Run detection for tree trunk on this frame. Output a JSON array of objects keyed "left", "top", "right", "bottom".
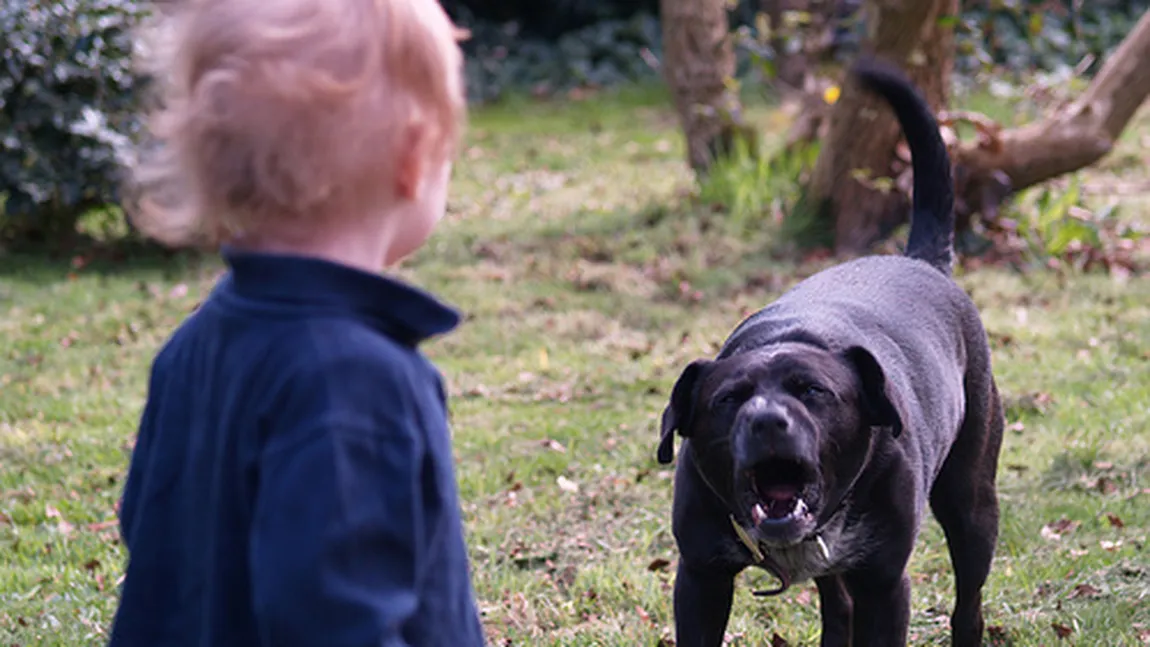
[
  {"left": 764, "top": 0, "right": 812, "bottom": 90},
  {"left": 800, "top": 0, "right": 959, "bottom": 255},
  {"left": 949, "top": 8, "right": 1150, "bottom": 226},
  {"left": 661, "top": 0, "right": 740, "bottom": 175}
]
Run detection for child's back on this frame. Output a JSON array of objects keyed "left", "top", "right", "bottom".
[
  {"left": 109, "top": 1, "right": 485, "bottom": 645},
  {"left": 110, "top": 251, "right": 483, "bottom": 645}
]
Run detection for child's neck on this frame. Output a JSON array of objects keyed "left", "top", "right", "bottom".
[{"left": 230, "top": 218, "right": 399, "bottom": 275}]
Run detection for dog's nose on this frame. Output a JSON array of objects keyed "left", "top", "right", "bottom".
[
  {"left": 734, "top": 397, "right": 811, "bottom": 467},
  {"left": 752, "top": 409, "right": 789, "bottom": 436}
]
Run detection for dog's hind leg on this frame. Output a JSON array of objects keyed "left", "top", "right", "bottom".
[{"left": 930, "top": 372, "right": 1005, "bottom": 647}]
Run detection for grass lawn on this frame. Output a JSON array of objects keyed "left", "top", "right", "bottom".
[{"left": 1, "top": 84, "right": 1148, "bottom": 646}]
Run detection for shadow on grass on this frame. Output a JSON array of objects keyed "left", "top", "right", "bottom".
[{"left": 0, "top": 235, "right": 207, "bottom": 286}]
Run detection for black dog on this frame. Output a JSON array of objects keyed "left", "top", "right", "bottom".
[{"left": 657, "top": 60, "right": 1004, "bottom": 647}]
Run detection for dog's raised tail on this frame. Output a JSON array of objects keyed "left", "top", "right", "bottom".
[{"left": 852, "top": 59, "right": 955, "bottom": 275}]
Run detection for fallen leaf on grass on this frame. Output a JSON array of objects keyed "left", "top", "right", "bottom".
[
  {"left": 1104, "top": 513, "right": 1125, "bottom": 528},
  {"left": 83, "top": 559, "right": 101, "bottom": 571},
  {"left": 1096, "top": 476, "right": 1119, "bottom": 495},
  {"left": 647, "top": 558, "right": 671, "bottom": 572},
  {"left": 1041, "top": 518, "right": 1081, "bottom": 541},
  {"left": 87, "top": 520, "right": 117, "bottom": 532},
  {"left": 557, "top": 476, "right": 579, "bottom": 493},
  {"left": 540, "top": 439, "right": 566, "bottom": 453},
  {"left": 635, "top": 605, "right": 654, "bottom": 626},
  {"left": 770, "top": 634, "right": 792, "bottom": 647},
  {"left": 1069, "top": 583, "right": 1102, "bottom": 599},
  {"left": 0, "top": 511, "right": 10, "bottom": 525},
  {"left": 1100, "top": 539, "right": 1123, "bottom": 551},
  {"left": 987, "top": 624, "right": 1009, "bottom": 643},
  {"left": 1051, "top": 621, "right": 1074, "bottom": 639}
]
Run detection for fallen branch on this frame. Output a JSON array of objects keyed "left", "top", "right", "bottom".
[{"left": 951, "top": 9, "right": 1150, "bottom": 222}]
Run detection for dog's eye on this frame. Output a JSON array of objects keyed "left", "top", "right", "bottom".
[
  {"left": 803, "top": 384, "right": 828, "bottom": 399},
  {"left": 715, "top": 391, "right": 739, "bottom": 406},
  {"left": 788, "top": 378, "right": 827, "bottom": 400},
  {"left": 713, "top": 386, "right": 747, "bottom": 408}
]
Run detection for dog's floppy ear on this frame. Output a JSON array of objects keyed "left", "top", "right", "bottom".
[
  {"left": 844, "top": 346, "right": 906, "bottom": 437},
  {"left": 657, "top": 359, "right": 712, "bottom": 464}
]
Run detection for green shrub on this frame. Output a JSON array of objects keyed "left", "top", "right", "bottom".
[
  {"left": 0, "top": 0, "right": 150, "bottom": 245},
  {"left": 461, "top": 13, "right": 663, "bottom": 104},
  {"left": 955, "top": 0, "right": 1150, "bottom": 75}
]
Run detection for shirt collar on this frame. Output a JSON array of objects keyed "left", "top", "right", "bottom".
[{"left": 220, "top": 247, "right": 460, "bottom": 345}]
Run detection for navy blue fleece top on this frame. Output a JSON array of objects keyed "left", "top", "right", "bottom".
[{"left": 108, "top": 249, "right": 486, "bottom": 647}]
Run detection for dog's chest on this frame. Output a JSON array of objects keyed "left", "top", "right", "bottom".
[{"left": 757, "top": 520, "right": 872, "bottom": 584}]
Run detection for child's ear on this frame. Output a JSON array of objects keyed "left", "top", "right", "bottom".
[{"left": 394, "top": 126, "right": 430, "bottom": 201}]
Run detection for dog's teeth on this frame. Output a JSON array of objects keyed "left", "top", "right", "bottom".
[
  {"left": 794, "top": 498, "right": 808, "bottom": 517},
  {"left": 752, "top": 503, "right": 767, "bottom": 525},
  {"left": 816, "top": 535, "right": 831, "bottom": 561}
]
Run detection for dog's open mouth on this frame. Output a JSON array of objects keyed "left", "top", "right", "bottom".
[{"left": 746, "top": 458, "right": 817, "bottom": 526}]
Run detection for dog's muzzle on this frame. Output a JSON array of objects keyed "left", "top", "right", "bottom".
[{"left": 733, "top": 398, "right": 820, "bottom": 544}]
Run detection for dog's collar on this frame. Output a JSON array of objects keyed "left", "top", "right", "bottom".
[{"left": 690, "top": 432, "right": 877, "bottom": 597}]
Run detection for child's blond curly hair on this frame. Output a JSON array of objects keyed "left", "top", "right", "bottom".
[{"left": 128, "top": 0, "right": 468, "bottom": 248}]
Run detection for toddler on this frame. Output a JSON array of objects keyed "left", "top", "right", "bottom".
[{"left": 108, "top": 1, "right": 486, "bottom": 645}]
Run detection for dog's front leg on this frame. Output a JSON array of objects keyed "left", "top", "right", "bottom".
[
  {"left": 843, "top": 571, "right": 911, "bottom": 647},
  {"left": 816, "top": 574, "right": 853, "bottom": 647},
  {"left": 673, "top": 560, "right": 736, "bottom": 647}
]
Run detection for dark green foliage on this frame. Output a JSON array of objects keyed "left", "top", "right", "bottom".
[
  {"left": 0, "top": 0, "right": 150, "bottom": 244},
  {"left": 461, "top": 13, "right": 663, "bottom": 104},
  {"left": 441, "top": 0, "right": 659, "bottom": 39},
  {"left": 955, "top": 0, "right": 1150, "bottom": 74}
]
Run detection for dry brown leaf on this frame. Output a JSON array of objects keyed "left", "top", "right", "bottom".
[
  {"left": 647, "top": 558, "right": 671, "bottom": 572},
  {"left": 1051, "top": 622, "right": 1074, "bottom": 639},
  {"left": 987, "top": 624, "right": 1008, "bottom": 641},
  {"left": 1096, "top": 477, "right": 1119, "bottom": 495},
  {"left": 1041, "top": 518, "right": 1081, "bottom": 541},
  {"left": 1069, "top": 583, "right": 1101, "bottom": 599},
  {"left": 1105, "top": 513, "right": 1125, "bottom": 528}
]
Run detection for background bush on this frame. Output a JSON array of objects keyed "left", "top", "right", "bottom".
[
  {"left": 1, "top": 0, "right": 1147, "bottom": 247},
  {"left": 0, "top": 0, "right": 149, "bottom": 245}
]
